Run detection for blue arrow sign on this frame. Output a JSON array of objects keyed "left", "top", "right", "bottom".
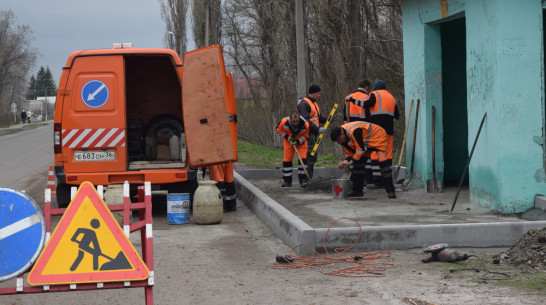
[
  {"left": 0, "top": 187, "right": 46, "bottom": 281},
  {"left": 81, "top": 80, "right": 109, "bottom": 108}
]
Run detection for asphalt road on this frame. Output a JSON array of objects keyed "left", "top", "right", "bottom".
[{"left": 0, "top": 124, "right": 53, "bottom": 201}]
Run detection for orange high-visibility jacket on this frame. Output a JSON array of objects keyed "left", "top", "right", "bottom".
[
  {"left": 368, "top": 90, "right": 396, "bottom": 117},
  {"left": 345, "top": 90, "right": 369, "bottom": 122},
  {"left": 340, "top": 121, "right": 388, "bottom": 162},
  {"left": 276, "top": 116, "right": 310, "bottom": 144},
  {"left": 297, "top": 97, "right": 321, "bottom": 127}
]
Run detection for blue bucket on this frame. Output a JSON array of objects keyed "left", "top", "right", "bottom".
[{"left": 167, "top": 193, "right": 190, "bottom": 224}]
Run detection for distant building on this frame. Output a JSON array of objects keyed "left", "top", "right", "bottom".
[
  {"left": 24, "top": 96, "right": 56, "bottom": 120},
  {"left": 401, "top": 0, "right": 544, "bottom": 213}
]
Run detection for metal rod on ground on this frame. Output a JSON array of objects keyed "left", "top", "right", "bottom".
[
  {"left": 310, "top": 103, "right": 338, "bottom": 156},
  {"left": 394, "top": 99, "right": 414, "bottom": 182},
  {"left": 293, "top": 143, "right": 311, "bottom": 180},
  {"left": 450, "top": 112, "right": 487, "bottom": 212}
]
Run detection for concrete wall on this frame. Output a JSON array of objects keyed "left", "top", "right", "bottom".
[{"left": 402, "top": 0, "right": 545, "bottom": 212}]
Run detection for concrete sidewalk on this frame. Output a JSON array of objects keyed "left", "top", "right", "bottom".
[{"left": 235, "top": 168, "right": 546, "bottom": 256}]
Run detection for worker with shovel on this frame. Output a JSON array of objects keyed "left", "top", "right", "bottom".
[
  {"left": 276, "top": 111, "right": 310, "bottom": 188},
  {"left": 330, "top": 122, "right": 397, "bottom": 198}
]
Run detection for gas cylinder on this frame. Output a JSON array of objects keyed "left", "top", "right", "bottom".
[{"left": 192, "top": 180, "right": 223, "bottom": 224}]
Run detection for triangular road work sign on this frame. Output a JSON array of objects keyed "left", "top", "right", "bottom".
[{"left": 28, "top": 182, "right": 149, "bottom": 285}]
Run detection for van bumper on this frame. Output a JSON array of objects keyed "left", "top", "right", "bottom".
[{"left": 53, "top": 166, "right": 197, "bottom": 186}]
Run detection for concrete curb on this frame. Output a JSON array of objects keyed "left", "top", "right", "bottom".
[{"left": 235, "top": 169, "right": 546, "bottom": 255}]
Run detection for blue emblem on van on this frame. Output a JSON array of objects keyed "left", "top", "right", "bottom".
[{"left": 81, "top": 80, "right": 109, "bottom": 108}]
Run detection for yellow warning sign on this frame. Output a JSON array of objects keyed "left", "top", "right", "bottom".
[{"left": 28, "top": 182, "right": 149, "bottom": 285}]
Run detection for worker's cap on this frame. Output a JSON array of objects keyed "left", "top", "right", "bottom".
[
  {"left": 308, "top": 84, "right": 321, "bottom": 94},
  {"left": 330, "top": 127, "right": 342, "bottom": 141},
  {"left": 373, "top": 80, "right": 386, "bottom": 90}
]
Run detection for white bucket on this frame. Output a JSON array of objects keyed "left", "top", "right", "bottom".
[
  {"left": 167, "top": 193, "right": 190, "bottom": 224},
  {"left": 332, "top": 178, "right": 350, "bottom": 198}
]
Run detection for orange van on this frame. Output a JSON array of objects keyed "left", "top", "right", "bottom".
[{"left": 53, "top": 44, "right": 237, "bottom": 207}]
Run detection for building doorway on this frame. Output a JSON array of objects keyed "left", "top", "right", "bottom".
[{"left": 441, "top": 17, "right": 468, "bottom": 185}]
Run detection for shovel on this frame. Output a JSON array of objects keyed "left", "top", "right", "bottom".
[
  {"left": 394, "top": 99, "right": 414, "bottom": 183},
  {"left": 402, "top": 99, "right": 420, "bottom": 190},
  {"left": 292, "top": 143, "right": 311, "bottom": 180},
  {"left": 426, "top": 106, "right": 442, "bottom": 192}
]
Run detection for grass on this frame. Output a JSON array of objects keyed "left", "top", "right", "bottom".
[{"left": 237, "top": 140, "right": 338, "bottom": 169}]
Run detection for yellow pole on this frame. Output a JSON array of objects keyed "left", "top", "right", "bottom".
[{"left": 310, "top": 103, "right": 338, "bottom": 156}]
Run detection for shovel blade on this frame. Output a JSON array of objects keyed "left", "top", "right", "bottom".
[{"left": 426, "top": 179, "right": 443, "bottom": 193}]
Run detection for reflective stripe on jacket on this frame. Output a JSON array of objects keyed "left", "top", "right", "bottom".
[
  {"left": 369, "top": 90, "right": 396, "bottom": 116},
  {"left": 340, "top": 121, "right": 388, "bottom": 161},
  {"left": 276, "top": 116, "right": 310, "bottom": 144},
  {"left": 297, "top": 97, "right": 320, "bottom": 127}
]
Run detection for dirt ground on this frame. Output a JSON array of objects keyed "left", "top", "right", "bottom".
[{"left": 1, "top": 164, "right": 545, "bottom": 304}]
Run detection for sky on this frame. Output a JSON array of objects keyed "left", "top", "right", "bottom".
[{"left": 3, "top": 0, "right": 183, "bottom": 87}]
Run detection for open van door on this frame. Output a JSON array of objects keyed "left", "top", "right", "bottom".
[{"left": 182, "top": 45, "right": 237, "bottom": 168}]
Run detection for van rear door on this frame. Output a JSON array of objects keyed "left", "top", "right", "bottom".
[
  {"left": 182, "top": 45, "right": 237, "bottom": 168},
  {"left": 61, "top": 55, "right": 127, "bottom": 173}
]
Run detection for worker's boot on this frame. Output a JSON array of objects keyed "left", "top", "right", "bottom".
[
  {"left": 348, "top": 176, "right": 365, "bottom": 197},
  {"left": 224, "top": 181, "right": 237, "bottom": 212},
  {"left": 379, "top": 160, "right": 396, "bottom": 198},
  {"left": 282, "top": 161, "right": 293, "bottom": 187}
]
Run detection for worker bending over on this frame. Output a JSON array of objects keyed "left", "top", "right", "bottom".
[
  {"left": 330, "top": 122, "right": 396, "bottom": 199},
  {"left": 350, "top": 80, "right": 399, "bottom": 189},
  {"left": 276, "top": 111, "right": 310, "bottom": 188}
]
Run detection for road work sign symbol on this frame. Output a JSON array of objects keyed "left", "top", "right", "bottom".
[
  {"left": 28, "top": 182, "right": 149, "bottom": 285},
  {"left": 81, "top": 80, "right": 109, "bottom": 108}
]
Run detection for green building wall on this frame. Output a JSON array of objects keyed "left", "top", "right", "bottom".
[{"left": 401, "top": 0, "right": 545, "bottom": 212}]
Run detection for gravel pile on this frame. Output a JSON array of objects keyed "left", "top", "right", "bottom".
[{"left": 495, "top": 227, "right": 546, "bottom": 272}]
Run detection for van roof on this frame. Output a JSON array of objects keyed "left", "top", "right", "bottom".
[{"left": 63, "top": 48, "right": 182, "bottom": 68}]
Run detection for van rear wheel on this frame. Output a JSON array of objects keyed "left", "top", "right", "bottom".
[{"left": 56, "top": 183, "right": 72, "bottom": 208}]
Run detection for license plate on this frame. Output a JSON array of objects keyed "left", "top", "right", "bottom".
[{"left": 74, "top": 151, "right": 116, "bottom": 162}]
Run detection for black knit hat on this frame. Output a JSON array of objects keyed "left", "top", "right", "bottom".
[
  {"left": 330, "top": 127, "right": 342, "bottom": 141},
  {"left": 308, "top": 84, "right": 321, "bottom": 94}
]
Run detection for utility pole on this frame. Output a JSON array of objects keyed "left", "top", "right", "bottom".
[{"left": 295, "top": 0, "right": 307, "bottom": 97}]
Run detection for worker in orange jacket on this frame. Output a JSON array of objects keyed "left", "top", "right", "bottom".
[
  {"left": 209, "top": 162, "right": 237, "bottom": 212},
  {"left": 343, "top": 79, "right": 374, "bottom": 188},
  {"left": 297, "top": 84, "right": 327, "bottom": 179},
  {"left": 351, "top": 80, "right": 399, "bottom": 189},
  {"left": 330, "top": 122, "right": 396, "bottom": 198},
  {"left": 276, "top": 111, "right": 310, "bottom": 188},
  {"left": 344, "top": 80, "right": 372, "bottom": 123}
]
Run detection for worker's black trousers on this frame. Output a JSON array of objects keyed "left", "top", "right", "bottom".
[
  {"left": 282, "top": 160, "right": 307, "bottom": 185},
  {"left": 379, "top": 160, "right": 396, "bottom": 194},
  {"left": 350, "top": 158, "right": 367, "bottom": 193},
  {"left": 216, "top": 181, "right": 237, "bottom": 212}
]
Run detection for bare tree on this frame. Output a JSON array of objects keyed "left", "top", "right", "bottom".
[
  {"left": 192, "top": 0, "right": 221, "bottom": 48},
  {"left": 199, "top": 0, "right": 403, "bottom": 157},
  {"left": 160, "top": 0, "right": 188, "bottom": 55},
  {"left": 0, "top": 10, "right": 38, "bottom": 126},
  {"left": 222, "top": 0, "right": 296, "bottom": 146}
]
